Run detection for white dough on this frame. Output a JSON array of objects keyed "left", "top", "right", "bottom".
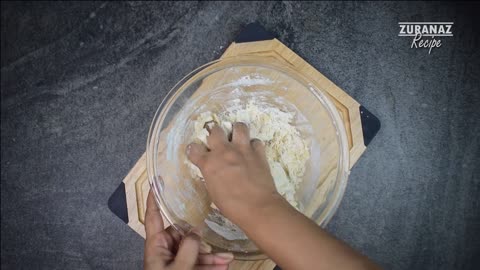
[{"left": 186, "top": 101, "right": 310, "bottom": 210}]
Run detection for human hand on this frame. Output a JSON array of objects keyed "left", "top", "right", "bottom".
[
  {"left": 144, "top": 190, "right": 234, "bottom": 270},
  {"left": 186, "top": 122, "right": 284, "bottom": 227},
  {"left": 185, "top": 124, "right": 381, "bottom": 270}
]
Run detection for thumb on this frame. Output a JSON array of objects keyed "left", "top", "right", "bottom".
[{"left": 173, "top": 232, "right": 201, "bottom": 269}]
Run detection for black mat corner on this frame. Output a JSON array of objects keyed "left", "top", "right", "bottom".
[{"left": 108, "top": 182, "right": 129, "bottom": 224}]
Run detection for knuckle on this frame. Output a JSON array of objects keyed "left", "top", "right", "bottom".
[
  {"left": 202, "top": 161, "right": 218, "bottom": 175},
  {"left": 212, "top": 125, "right": 226, "bottom": 136},
  {"left": 146, "top": 232, "right": 166, "bottom": 247},
  {"left": 251, "top": 138, "right": 264, "bottom": 148},
  {"left": 224, "top": 150, "right": 241, "bottom": 162}
]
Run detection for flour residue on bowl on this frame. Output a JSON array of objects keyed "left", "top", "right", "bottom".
[
  {"left": 224, "top": 74, "right": 274, "bottom": 88},
  {"left": 205, "top": 210, "right": 248, "bottom": 241}
]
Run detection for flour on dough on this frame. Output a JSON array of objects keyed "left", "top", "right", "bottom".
[{"left": 186, "top": 101, "right": 310, "bottom": 210}]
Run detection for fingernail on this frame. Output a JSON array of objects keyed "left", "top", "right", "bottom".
[
  {"left": 203, "top": 120, "right": 216, "bottom": 132},
  {"left": 215, "top": 252, "right": 234, "bottom": 261}
]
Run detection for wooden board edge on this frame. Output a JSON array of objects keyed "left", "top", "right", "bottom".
[{"left": 124, "top": 152, "right": 147, "bottom": 238}]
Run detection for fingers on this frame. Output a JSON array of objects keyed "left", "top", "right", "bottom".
[
  {"left": 145, "top": 192, "right": 182, "bottom": 268},
  {"left": 164, "top": 226, "right": 182, "bottom": 243},
  {"left": 146, "top": 191, "right": 232, "bottom": 269},
  {"left": 162, "top": 226, "right": 182, "bottom": 253},
  {"left": 207, "top": 125, "right": 228, "bottom": 150},
  {"left": 187, "top": 143, "right": 208, "bottom": 168},
  {"left": 190, "top": 226, "right": 212, "bottom": 254},
  {"left": 251, "top": 138, "right": 266, "bottom": 157},
  {"left": 144, "top": 232, "right": 174, "bottom": 262},
  {"left": 231, "top": 122, "right": 250, "bottom": 145},
  {"left": 199, "top": 240, "right": 212, "bottom": 254},
  {"left": 197, "top": 253, "right": 234, "bottom": 265},
  {"left": 173, "top": 233, "right": 201, "bottom": 269},
  {"left": 145, "top": 190, "right": 165, "bottom": 239}
]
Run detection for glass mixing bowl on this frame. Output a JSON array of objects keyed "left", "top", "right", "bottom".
[{"left": 146, "top": 56, "right": 350, "bottom": 260}]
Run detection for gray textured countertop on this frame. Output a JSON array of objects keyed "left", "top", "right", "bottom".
[{"left": 1, "top": 2, "right": 479, "bottom": 269}]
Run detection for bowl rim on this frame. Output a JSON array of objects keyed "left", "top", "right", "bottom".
[{"left": 146, "top": 55, "right": 350, "bottom": 260}]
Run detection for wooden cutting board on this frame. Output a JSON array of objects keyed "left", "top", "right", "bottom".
[{"left": 108, "top": 24, "right": 380, "bottom": 270}]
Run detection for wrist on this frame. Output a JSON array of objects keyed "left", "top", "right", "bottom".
[{"left": 235, "top": 192, "right": 293, "bottom": 231}]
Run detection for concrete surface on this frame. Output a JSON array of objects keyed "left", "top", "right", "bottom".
[{"left": 1, "top": 1, "right": 479, "bottom": 269}]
